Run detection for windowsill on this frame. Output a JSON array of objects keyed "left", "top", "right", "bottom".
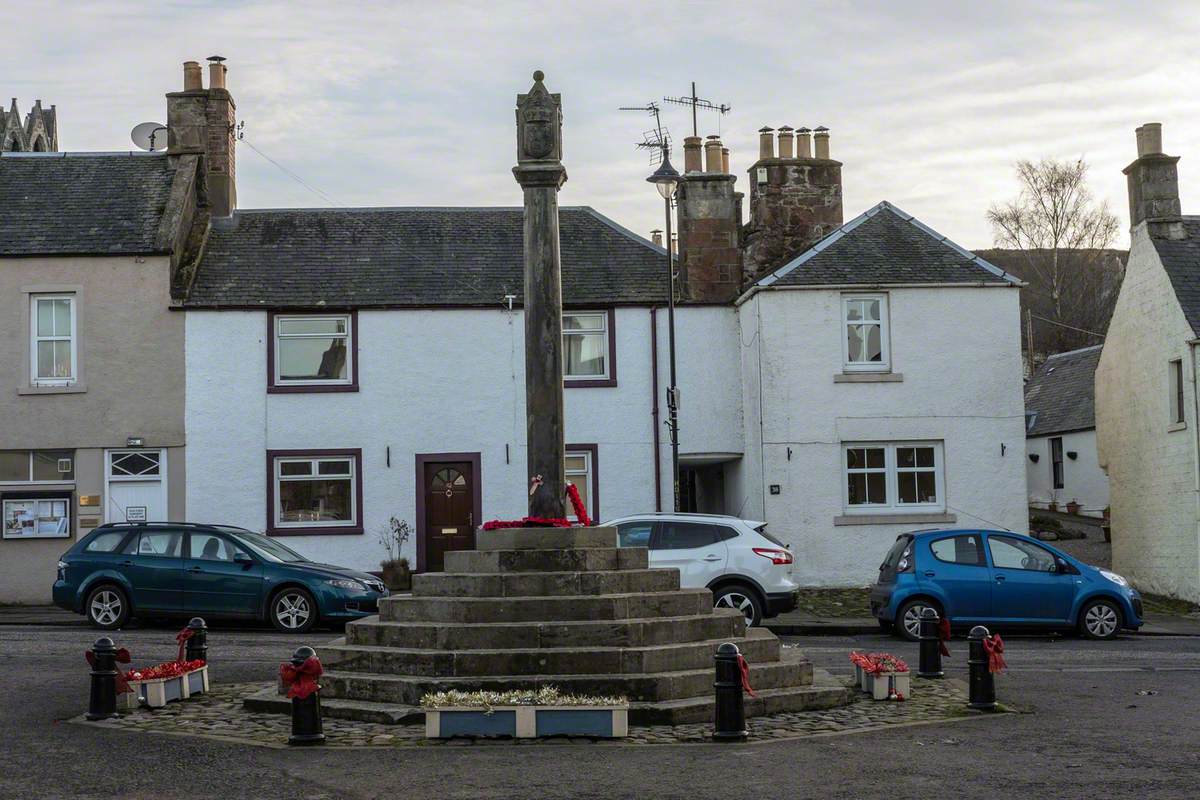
[
  {"left": 833, "top": 512, "right": 956, "bottom": 526},
  {"left": 1168, "top": 421, "right": 1188, "bottom": 432},
  {"left": 267, "top": 525, "right": 364, "bottom": 537},
  {"left": 834, "top": 372, "right": 902, "bottom": 383},
  {"left": 268, "top": 383, "right": 359, "bottom": 394},
  {"left": 565, "top": 378, "right": 617, "bottom": 388},
  {"left": 18, "top": 383, "right": 87, "bottom": 395}
]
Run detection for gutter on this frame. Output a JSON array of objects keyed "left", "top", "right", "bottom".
[
  {"left": 734, "top": 280, "right": 1020, "bottom": 307},
  {"left": 650, "top": 307, "right": 662, "bottom": 512}
]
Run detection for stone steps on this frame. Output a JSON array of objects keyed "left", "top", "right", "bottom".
[
  {"left": 476, "top": 527, "right": 616, "bottom": 550},
  {"left": 378, "top": 588, "right": 713, "bottom": 623},
  {"left": 321, "top": 628, "right": 781, "bottom": 677},
  {"left": 412, "top": 568, "right": 680, "bottom": 598},
  {"left": 445, "top": 546, "right": 647, "bottom": 574},
  {"left": 322, "top": 654, "right": 810, "bottom": 705},
  {"left": 629, "top": 667, "right": 856, "bottom": 725},
  {"left": 346, "top": 608, "right": 747, "bottom": 650}
]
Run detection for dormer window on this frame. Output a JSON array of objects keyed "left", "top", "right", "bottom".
[
  {"left": 268, "top": 311, "right": 358, "bottom": 393},
  {"left": 842, "top": 294, "right": 890, "bottom": 372}
]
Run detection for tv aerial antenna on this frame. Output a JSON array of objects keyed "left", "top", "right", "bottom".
[
  {"left": 618, "top": 101, "right": 672, "bottom": 166},
  {"left": 130, "top": 122, "right": 168, "bottom": 152},
  {"left": 662, "top": 82, "right": 731, "bottom": 137}
]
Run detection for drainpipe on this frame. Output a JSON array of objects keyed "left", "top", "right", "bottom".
[
  {"left": 1189, "top": 341, "right": 1200, "bottom": 581},
  {"left": 650, "top": 308, "right": 663, "bottom": 511}
]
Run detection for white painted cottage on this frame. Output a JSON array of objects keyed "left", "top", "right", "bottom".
[{"left": 1096, "top": 123, "right": 1200, "bottom": 602}]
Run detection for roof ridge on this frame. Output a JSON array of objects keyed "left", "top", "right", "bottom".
[{"left": 1044, "top": 344, "right": 1104, "bottom": 359}]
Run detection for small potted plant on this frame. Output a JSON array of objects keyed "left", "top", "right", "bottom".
[
  {"left": 1066, "top": 499, "right": 1082, "bottom": 516},
  {"left": 863, "top": 653, "right": 910, "bottom": 700},
  {"left": 378, "top": 516, "right": 413, "bottom": 591}
]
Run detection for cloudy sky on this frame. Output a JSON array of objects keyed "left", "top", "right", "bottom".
[{"left": 6, "top": 1, "right": 1199, "bottom": 249}]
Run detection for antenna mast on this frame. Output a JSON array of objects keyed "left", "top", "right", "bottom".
[{"left": 662, "top": 82, "right": 731, "bottom": 137}]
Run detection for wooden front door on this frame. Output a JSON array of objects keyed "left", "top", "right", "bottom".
[{"left": 423, "top": 461, "right": 476, "bottom": 572}]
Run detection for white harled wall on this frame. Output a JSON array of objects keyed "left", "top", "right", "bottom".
[{"left": 1026, "top": 430, "right": 1109, "bottom": 518}]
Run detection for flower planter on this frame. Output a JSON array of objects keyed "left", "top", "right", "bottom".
[
  {"left": 128, "top": 665, "right": 209, "bottom": 709},
  {"left": 425, "top": 705, "right": 628, "bottom": 739},
  {"left": 870, "top": 671, "right": 911, "bottom": 701}
]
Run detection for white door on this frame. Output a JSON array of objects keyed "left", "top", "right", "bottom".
[{"left": 105, "top": 449, "right": 168, "bottom": 523}]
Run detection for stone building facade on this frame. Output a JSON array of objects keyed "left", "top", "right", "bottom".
[{"left": 2, "top": 99, "right": 57, "bottom": 152}]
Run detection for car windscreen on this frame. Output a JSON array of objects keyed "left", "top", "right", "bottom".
[
  {"left": 753, "top": 524, "right": 787, "bottom": 547},
  {"left": 227, "top": 530, "right": 307, "bottom": 563}
]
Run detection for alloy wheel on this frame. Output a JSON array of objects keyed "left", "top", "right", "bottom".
[
  {"left": 1085, "top": 603, "right": 1119, "bottom": 638},
  {"left": 715, "top": 591, "right": 756, "bottom": 626},
  {"left": 902, "top": 603, "right": 930, "bottom": 639},
  {"left": 90, "top": 590, "right": 122, "bottom": 626},
  {"left": 275, "top": 592, "right": 311, "bottom": 630}
]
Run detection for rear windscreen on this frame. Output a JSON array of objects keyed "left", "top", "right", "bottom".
[
  {"left": 754, "top": 524, "right": 787, "bottom": 547},
  {"left": 881, "top": 535, "right": 912, "bottom": 573}
]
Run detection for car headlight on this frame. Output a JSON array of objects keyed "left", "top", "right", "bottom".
[
  {"left": 326, "top": 578, "right": 366, "bottom": 591},
  {"left": 57, "top": 560, "right": 68, "bottom": 570},
  {"left": 1099, "top": 569, "right": 1129, "bottom": 588}
]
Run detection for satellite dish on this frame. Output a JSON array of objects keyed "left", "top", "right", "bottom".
[{"left": 131, "top": 122, "right": 168, "bottom": 152}]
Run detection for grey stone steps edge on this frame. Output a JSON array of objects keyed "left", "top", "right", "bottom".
[
  {"left": 345, "top": 608, "right": 747, "bottom": 650},
  {"left": 411, "top": 568, "right": 681, "bottom": 598},
  {"left": 378, "top": 588, "right": 714, "bottom": 623},
  {"left": 320, "top": 629, "right": 781, "bottom": 677},
  {"left": 242, "top": 686, "right": 422, "bottom": 725},
  {"left": 444, "top": 546, "right": 648, "bottom": 574},
  {"left": 321, "top": 656, "right": 811, "bottom": 704}
]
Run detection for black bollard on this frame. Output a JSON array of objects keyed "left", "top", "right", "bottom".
[
  {"left": 287, "top": 646, "right": 325, "bottom": 746},
  {"left": 712, "top": 642, "right": 747, "bottom": 741},
  {"left": 86, "top": 637, "right": 120, "bottom": 720},
  {"left": 917, "top": 608, "right": 945, "bottom": 678},
  {"left": 967, "top": 625, "right": 997, "bottom": 711},
  {"left": 185, "top": 617, "right": 208, "bottom": 662}
]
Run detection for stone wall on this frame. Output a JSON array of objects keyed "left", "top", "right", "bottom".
[{"left": 743, "top": 158, "right": 842, "bottom": 281}]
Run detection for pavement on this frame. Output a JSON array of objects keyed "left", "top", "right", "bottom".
[{"left": 4, "top": 621, "right": 1200, "bottom": 799}]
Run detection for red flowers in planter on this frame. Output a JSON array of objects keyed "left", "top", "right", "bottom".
[
  {"left": 126, "top": 659, "right": 206, "bottom": 682},
  {"left": 848, "top": 651, "right": 909, "bottom": 675}
]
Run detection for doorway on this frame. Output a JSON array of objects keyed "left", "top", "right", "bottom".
[
  {"left": 104, "top": 449, "right": 168, "bottom": 523},
  {"left": 416, "top": 453, "right": 481, "bottom": 572}
]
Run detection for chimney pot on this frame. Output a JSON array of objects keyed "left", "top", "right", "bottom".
[
  {"left": 777, "top": 125, "right": 794, "bottom": 159},
  {"left": 183, "top": 61, "right": 203, "bottom": 91},
  {"left": 208, "top": 56, "right": 227, "bottom": 90},
  {"left": 796, "top": 127, "right": 812, "bottom": 158},
  {"left": 651, "top": 229, "right": 664, "bottom": 247},
  {"left": 758, "top": 126, "right": 775, "bottom": 159},
  {"left": 705, "top": 136, "right": 724, "bottom": 173},
  {"left": 721, "top": 146, "right": 730, "bottom": 174},
  {"left": 814, "top": 126, "right": 830, "bottom": 160},
  {"left": 683, "top": 135, "right": 703, "bottom": 173},
  {"left": 1136, "top": 122, "right": 1163, "bottom": 157}
]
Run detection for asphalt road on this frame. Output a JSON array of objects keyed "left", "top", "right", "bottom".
[{"left": 2, "top": 623, "right": 1198, "bottom": 800}]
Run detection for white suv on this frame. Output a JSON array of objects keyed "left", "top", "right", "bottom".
[{"left": 604, "top": 512, "right": 799, "bottom": 627}]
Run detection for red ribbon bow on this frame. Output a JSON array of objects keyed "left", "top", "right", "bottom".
[
  {"left": 737, "top": 654, "right": 757, "bottom": 698},
  {"left": 85, "top": 647, "right": 133, "bottom": 694},
  {"left": 279, "top": 656, "right": 323, "bottom": 700},
  {"left": 565, "top": 482, "right": 592, "bottom": 527},
  {"left": 175, "top": 627, "right": 195, "bottom": 664},
  {"left": 983, "top": 634, "right": 1007, "bottom": 673},
  {"left": 938, "top": 617, "right": 952, "bottom": 657}
]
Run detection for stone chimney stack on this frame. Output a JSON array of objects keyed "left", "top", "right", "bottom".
[
  {"left": 676, "top": 134, "right": 743, "bottom": 302},
  {"left": 1124, "top": 122, "right": 1183, "bottom": 239},
  {"left": 743, "top": 123, "right": 843, "bottom": 281},
  {"left": 166, "top": 56, "right": 237, "bottom": 218}
]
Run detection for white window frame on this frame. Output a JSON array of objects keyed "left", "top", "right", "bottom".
[
  {"left": 30, "top": 294, "right": 77, "bottom": 386},
  {"left": 563, "top": 311, "right": 610, "bottom": 381},
  {"left": 841, "top": 293, "right": 890, "bottom": 373},
  {"left": 103, "top": 449, "right": 168, "bottom": 524},
  {"left": 565, "top": 448, "right": 593, "bottom": 522},
  {"left": 273, "top": 455, "right": 358, "bottom": 530},
  {"left": 842, "top": 441, "right": 945, "bottom": 514},
  {"left": 273, "top": 313, "right": 353, "bottom": 387}
]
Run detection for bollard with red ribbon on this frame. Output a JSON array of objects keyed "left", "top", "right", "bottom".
[
  {"left": 183, "top": 617, "right": 208, "bottom": 663},
  {"left": 280, "top": 646, "right": 325, "bottom": 745},
  {"left": 918, "top": 608, "right": 946, "bottom": 679},
  {"left": 983, "top": 633, "right": 1007, "bottom": 673},
  {"left": 938, "top": 617, "right": 952, "bottom": 658},
  {"left": 85, "top": 637, "right": 133, "bottom": 719},
  {"left": 712, "top": 642, "right": 749, "bottom": 741},
  {"left": 967, "top": 625, "right": 999, "bottom": 711}
]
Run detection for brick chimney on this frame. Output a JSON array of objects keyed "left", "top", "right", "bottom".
[
  {"left": 166, "top": 56, "right": 237, "bottom": 217},
  {"left": 1124, "top": 122, "right": 1183, "bottom": 239},
  {"left": 742, "top": 123, "right": 843, "bottom": 281},
  {"left": 676, "top": 137, "right": 743, "bottom": 302}
]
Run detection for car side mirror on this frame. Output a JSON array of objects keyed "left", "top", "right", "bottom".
[{"left": 234, "top": 553, "right": 254, "bottom": 566}]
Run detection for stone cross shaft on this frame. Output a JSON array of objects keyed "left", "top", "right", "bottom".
[{"left": 513, "top": 71, "right": 569, "bottom": 519}]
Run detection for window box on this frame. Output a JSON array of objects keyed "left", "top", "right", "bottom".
[
  {"left": 842, "top": 294, "right": 890, "bottom": 373},
  {"left": 267, "top": 449, "right": 363, "bottom": 535},
  {"left": 842, "top": 442, "right": 945, "bottom": 515},
  {"left": 424, "top": 705, "right": 628, "bottom": 739},
  {"left": 268, "top": 311, "right": 358, "bottom": 393},
  {"left": 128, "top": 664, "right": 210, "bottom": 709},
  {"left": 564, "top": 309, "right": 616, "bottom": 387}
]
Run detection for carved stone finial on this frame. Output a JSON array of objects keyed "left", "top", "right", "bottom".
[
  {"left": 533, "top": 69, "right": 544, "bottom": 82},
  {"left": 515, "top": 70, "right": 564, "bottom": 169}
]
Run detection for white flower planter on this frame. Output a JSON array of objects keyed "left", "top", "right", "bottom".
[
  {"left": 128, "top": 665, "right": 209, "bottom": 709},
  {"left": 425, "top": 705, "right": 628, "bottom": 739},
  {"left": 870, "top": 671, "right": 911, "bottom": 701}
]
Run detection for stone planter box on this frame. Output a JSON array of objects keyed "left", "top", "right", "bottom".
[
  {"left": 128, "top": 665, "right": 209, "bottom": 709},
  {"left": 870, "top": 671, "right": 911, "bottom": 700},
  {"left": 425, "top": 705, "right": 628, "bottom": 738}
]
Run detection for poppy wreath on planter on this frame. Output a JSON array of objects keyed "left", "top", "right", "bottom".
[
  {"left": 482, "top": 481, "right": 593, "bottom": 530},
  {"left": 126, "top": 659, "right": 206, "bottom": 682}
]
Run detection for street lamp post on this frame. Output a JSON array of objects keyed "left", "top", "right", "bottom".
[{"left": 648, "top": 151, "right": 682, "bottom": 512}]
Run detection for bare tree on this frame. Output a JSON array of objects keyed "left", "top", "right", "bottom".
[{"left": 986, "top": 158, "right": 1122, "bottom": 359}]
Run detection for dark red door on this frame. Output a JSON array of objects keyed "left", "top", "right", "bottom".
[{"left": 424, "top": 462, "right": 475, "bottom": 572}]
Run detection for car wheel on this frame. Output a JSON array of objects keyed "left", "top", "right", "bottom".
[
  {"left": 895, "top": 599, "right": 940, "bottom": 642},
  {"left": 713, "top": 585, "right": 764, "bottom": 628},
  {"left": 86, "top": 584, "right": 130, "bottom": 630},
  {"left": 1079, "top": 598, "right": 1122, "bottom": 640},
  {"left": 270, "top": 587, "right": 317, "bottom": 634}
]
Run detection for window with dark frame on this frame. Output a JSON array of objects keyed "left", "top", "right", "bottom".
[
  {"left": 563, "top": 311, "right": 610, "bottom": 381},
  {"left": 268, "top": 451, "right": 362, "bottom": 533},
  {"left": 1050, "top": 437, "right": 1064, "bottom": 490},
  {"left": 1170, "top": 359, "right": 1185, "bottom": 425}
]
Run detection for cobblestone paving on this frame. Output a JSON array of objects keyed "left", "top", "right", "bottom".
[{"left": 75, "top": 677, "right": 995, "bottom": 747}]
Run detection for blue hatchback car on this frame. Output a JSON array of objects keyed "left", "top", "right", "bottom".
[
  {"left": 870, "top": 529, "right": 1142, "bottom": 641},
  {"left": 53, "top": 522, "right": 388, "bottom": 633}
]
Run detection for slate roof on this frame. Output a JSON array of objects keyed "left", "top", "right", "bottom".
[
  {"left": 1152, "top": 216, "right": 1200, "bottom": 336},
  {"left": 184, "top": 206, "right": 670, "bottom": 307},
  {"left": 1024, "top": 345, "right": 1103, "bottom": 437},
  {"left": 755, "top": 201, "right": 1021, "bottom": 289},
  {"left": 0, "top": 152, "right": 177, "bottom": 255}
]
